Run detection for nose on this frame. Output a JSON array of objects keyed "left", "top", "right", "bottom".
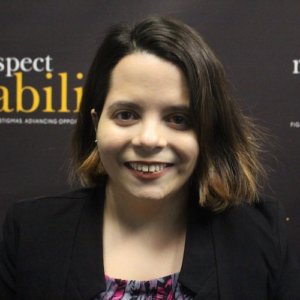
[{"left": 131, "top": 118, "right": 167, "bottom": 151}]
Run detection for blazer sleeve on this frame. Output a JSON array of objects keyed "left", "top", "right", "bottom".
[
  {"left": 0, "top": 205, "right": 17, "bottom": 299},
  {"left": 275, "top": 201, "right": 300, "bottom": 299}
]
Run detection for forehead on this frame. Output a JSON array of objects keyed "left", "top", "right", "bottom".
[{"left": 104, "top": 52, "right": 190, "bottom": 108}]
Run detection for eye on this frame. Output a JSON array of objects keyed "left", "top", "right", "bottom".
[
  {"left": 113, "top": 110, "right": 139, "bottom": 125},
  {"left": 166, "top": 114, "right": 191, "bottom": 130},
  {"left": 115, "top": 111, "right": 136, "bottom": 120}
]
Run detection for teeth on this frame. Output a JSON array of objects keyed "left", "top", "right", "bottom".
[
  {"left": 129, "top": 162, "right": 168, "bottom": 173},
  {"left": 149, "top": 165, "right": 155, "bottom": 172}
]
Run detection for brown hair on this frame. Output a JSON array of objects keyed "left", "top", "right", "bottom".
[{"left": 71, "top": 16, "right": 266, "bottom": 212}]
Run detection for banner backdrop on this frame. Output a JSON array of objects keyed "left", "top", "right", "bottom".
[{"left": 0, "top": 1, "right": 299, "bottom": 257}]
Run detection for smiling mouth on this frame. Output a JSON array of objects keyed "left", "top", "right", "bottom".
[{"left": 125, "top": 162, "right": 172, "bottom": 174}]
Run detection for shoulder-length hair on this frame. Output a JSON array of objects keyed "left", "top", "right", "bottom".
[{"left": 71, "top": 16, "right": 266, "bottom": 212}]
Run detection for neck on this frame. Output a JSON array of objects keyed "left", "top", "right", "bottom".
[
  {"left": 102, "top": 181, "right": 188, "bottom": 279},
  {"left": 104, "top": 181, "right": 188, "bottom": 237}
]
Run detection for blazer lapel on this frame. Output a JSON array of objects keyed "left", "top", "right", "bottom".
[
  {"left": 67, "top": 186, "right": 106, "bottom": 299},
  {"left": 179, "top": 202, "right": 219, "bottom": 299}
]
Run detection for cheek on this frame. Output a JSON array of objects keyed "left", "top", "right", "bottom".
[
  {"left": 97, "top": 137, "right": 125, "bottom": 165},
  {"left": 98, "top": 134, "right": 125, "bottom": 150},
  {"left": 97, "top": 138, "right": 121, "bottom": 171},
  {"left": 171, "top": 136, "right": 199, "bottom": 178},
  {"left": 187, "top": 146, "right": 199, "bottom": 172},
  {"left": 177, "top": 134, "right": 199, "bottom": 164},
  {"left": 96, "top": 125, "right": 128, "bottom": 161}
]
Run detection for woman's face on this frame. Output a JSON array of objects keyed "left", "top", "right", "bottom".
[{"left": 95, "top": 52, "right": 199, "bottom": 201}]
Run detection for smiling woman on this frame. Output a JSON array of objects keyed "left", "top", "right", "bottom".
[
  {"left": 74, "top": 17, "right": 266, "bottom": 213},
  {"left": 0, "top": 16, "right": 299, "bottom": 300}
]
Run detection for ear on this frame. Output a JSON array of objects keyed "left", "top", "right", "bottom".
[{"left": 91, "top": 108, "right": 99, "bottom": 132}]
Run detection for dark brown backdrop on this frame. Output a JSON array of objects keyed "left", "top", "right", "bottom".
[{"left": 0, "top": 1, "right": 299, "bottom": 257}]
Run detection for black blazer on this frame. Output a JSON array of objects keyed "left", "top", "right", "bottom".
[{"left": 0, "top": 185, "right": 299, "bottom": 299}]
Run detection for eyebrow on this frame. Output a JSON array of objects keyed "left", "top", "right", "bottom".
[
  {"left": 106, "top": 100, "right": 190, "bottom": 113},
  {"left": 107, "top": 101, "right": 142, "bottom": 113},
  {"left": 163, "top": 105, "right": 190, "bottom": 113}
]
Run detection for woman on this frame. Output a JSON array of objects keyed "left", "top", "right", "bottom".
[{"left": 0, "top": 16, "right": 299, "bottom": 299}]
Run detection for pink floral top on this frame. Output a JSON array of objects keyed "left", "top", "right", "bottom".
[{"left": 94, "top": 273, "right": 194, "bottom": 299}]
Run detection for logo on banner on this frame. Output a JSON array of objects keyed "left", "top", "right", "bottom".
[
  {"left": 292, "top": 59, "right": 300, "bottom": 74},
  {"left": 0, "top": 56, "right": 83, "bottom": 125},
  {"left": 291, "top": 59, "right": 300, "bottom": 129}
]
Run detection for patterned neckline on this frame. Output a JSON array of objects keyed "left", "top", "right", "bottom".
[
  {"left": 95, "top": 272, "right": 193, "bottom": 299},
  {"left": 104, "top": 272, "right": 179, "bottom": 284}
]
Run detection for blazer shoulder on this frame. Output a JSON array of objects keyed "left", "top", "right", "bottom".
[
  {"left": 218, "top": 197, "right": 285, "bottom": 231},
  {"left": 210, "top": 197, "right": 288, "bottom": 262},
  {"left": 8, "top": 187, "right": 99, "bottom": 228},
  {"left": 15, "top": 187, "right": 96, "bottom": 209},
  {"left": 212, "top": 199, "right": 300, "bottom": 298}
]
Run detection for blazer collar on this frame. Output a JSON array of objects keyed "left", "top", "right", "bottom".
[
  {"left": 69, "top": 185, "right": 219, "bottom": 299},
  {"left": 179, "top": 201, "right": 219, "bottom": 299},
  {"left": 68, "top": 186, "right": 106, "bottom": 299}
]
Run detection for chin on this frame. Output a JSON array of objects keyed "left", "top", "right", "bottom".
[{"left": 130, "top": 188, "right": 173, "bottom": 202}]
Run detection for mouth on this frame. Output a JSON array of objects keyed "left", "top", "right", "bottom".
[{"left": 125, "top": 161, "right": 173, "bottom": 175}]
